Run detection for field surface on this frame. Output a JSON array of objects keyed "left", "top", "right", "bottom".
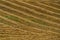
[{"left": 0, "top": 0, "right": 60, "bottom": 40}]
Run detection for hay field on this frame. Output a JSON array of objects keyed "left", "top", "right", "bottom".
[{"left": 0, "top": 0, "right": 60, "bottom": 40}]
